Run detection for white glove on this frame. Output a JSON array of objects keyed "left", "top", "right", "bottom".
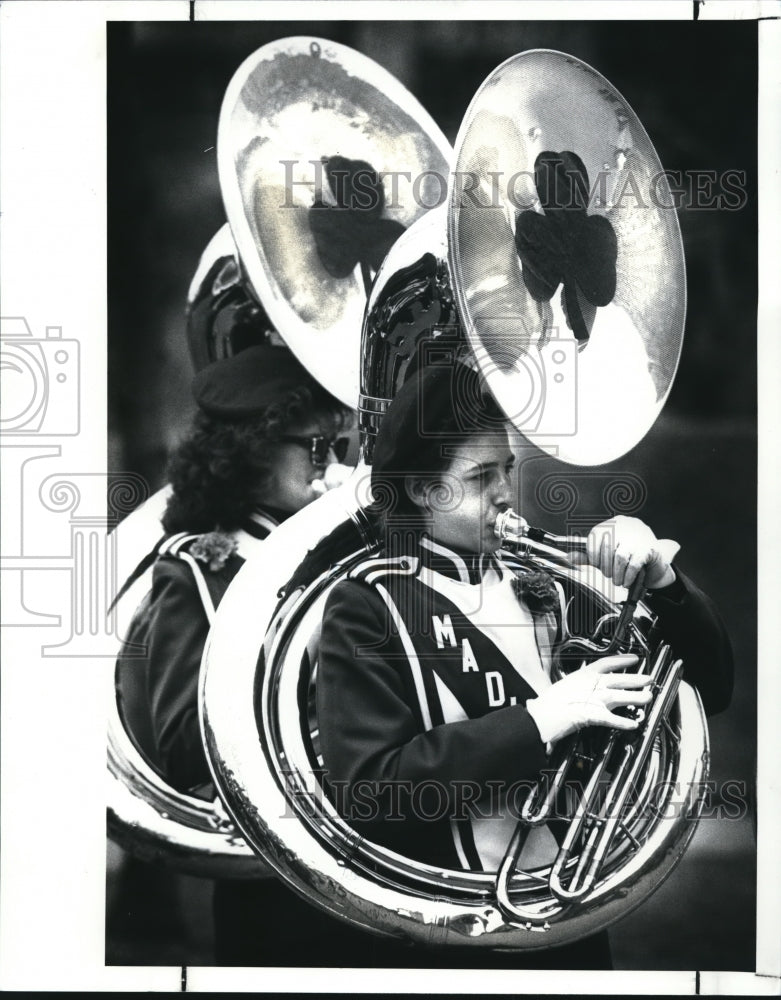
[
  {"left": 582, "top": 516, "right": 680, "bottom": 590},
  {"left": 526, "top": 654, "right": 652, "bottom": 744}
]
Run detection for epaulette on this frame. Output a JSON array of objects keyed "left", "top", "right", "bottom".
[
  {"left": 162, "top": 531, "right": 239, "bottom": 573},
  {"left": 159, "top": 532, "right": 236, "bottom": 625},
  {"left": 158, "top": 532, "right": 202, "bottom": 557},
  {"left": 348, "top": 554, "right": 420, "bottom": 588},
  {"left": 108, "top": 531, "right": 199, "bottom": 613}
]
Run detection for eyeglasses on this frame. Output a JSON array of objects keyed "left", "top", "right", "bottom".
[{"left": 277, "top": 434, "right": 349, "bottom": 467}]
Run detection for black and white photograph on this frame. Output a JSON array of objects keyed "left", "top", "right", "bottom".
[{"left": 0, "top": 2, "right": 779, "bottom": 994}]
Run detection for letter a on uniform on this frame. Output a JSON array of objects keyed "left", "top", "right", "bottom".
[{"left": 462, "top": 638, "right": 479, "bottom": 673}]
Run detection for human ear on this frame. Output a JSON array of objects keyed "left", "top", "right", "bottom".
[{"left": 404, "top": 475, "right": 430, "bottom": 512}]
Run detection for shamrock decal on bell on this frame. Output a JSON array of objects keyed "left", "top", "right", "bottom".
[
  {"left": 308, "top": 155, "right": 407, "bottom": 294},
  {"left": 515, "top": 151, "right": 618, "bottom": 346}
]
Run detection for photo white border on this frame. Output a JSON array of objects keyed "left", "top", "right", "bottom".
[{"left": 0, "top": 0, "right": 778, "bottom": 993}]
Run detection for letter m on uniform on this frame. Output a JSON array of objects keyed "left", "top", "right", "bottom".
[{"left": 432, "top": 614, "right": 456, "bottom": 649}]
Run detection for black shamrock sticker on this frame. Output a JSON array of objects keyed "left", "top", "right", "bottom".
[
  {"left": 309, "top": 155, "right": 406, "bottom": 292},
  {"left": 515, "top": 151, "right": 617, "bottom": 345}
]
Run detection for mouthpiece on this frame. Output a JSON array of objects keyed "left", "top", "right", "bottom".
[
  {"left": 494, "top": 509, "right": 530, "bottom": 543},
  {"left": 494, "top": 508, "right": 588, "bottom": 556},
  {"left": 311, "top": 463, "right": 354, "bottom": 496},
  {"left": 495, "top": 510, "right": 680, "bottom": 568}
]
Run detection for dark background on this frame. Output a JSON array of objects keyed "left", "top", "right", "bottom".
[{"left": 107, "top": 20, "right": 757, "bottom": 970}]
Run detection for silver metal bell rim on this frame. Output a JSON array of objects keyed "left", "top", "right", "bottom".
[
  {"left": 216, "top": 36, "right": 453, "bottom": 411},
  {"left": 445, "top": 48, "right": 687, "bottom": 467},
  {"left": 106, "top": 488, "right": 266, "bottom": 878}
]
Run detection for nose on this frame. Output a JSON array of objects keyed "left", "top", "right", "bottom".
[{"left": 493, "top": 470, "right": 512, "bottom": 508}]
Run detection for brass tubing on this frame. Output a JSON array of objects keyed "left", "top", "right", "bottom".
[
  {"left": 494, "top": 823, "right": 569, "bottom": 927},
  {"left": 551, "top": 656, "right": 683, "bottom": 902},
  {"left": 520, "top": 734, "right": 578, "bottom": 825},
  {"left": 546, "top": 731, "right": 622, "bottom": 900}
]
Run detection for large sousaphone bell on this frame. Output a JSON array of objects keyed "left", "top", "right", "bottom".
[
  {"left": 107, "top": 37, "right": 453, "bottom": 876},
  {"left": 201, "top": 49, "right": 708, "bottom": 946},
  {"left": 448, "top": 48, "right": 686, "bottom": 466},
  {"left": 193, "top": 35, "right": 452, "bottom": 404}
]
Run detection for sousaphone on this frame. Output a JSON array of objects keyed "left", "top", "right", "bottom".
[
  {"left": 107, "top": 36, "right": 453, "bottom": 876},
  {"left": 201, "top": 49, "right": 707, "bottom": 946}
]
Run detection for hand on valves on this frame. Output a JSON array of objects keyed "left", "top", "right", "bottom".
[{"left": 526, "top": 655, "right": 652, "bottom": 743}]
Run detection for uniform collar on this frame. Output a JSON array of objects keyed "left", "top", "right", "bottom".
[
  {"left": 417, "top": 535, "right": 503, "bottom": 585},
  {"left": 242, "top": 507, "right": 283, "bottom": 540}
]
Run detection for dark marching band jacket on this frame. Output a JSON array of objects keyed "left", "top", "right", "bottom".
[
  {"left": 317, "top": 534, "right": 734, "bottom": 873},
  {"left": 118, "top": 509, "right": 281, "bottom": 795}
]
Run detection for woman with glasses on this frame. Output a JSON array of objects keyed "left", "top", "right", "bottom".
[
  {"left": 111, "top": 342, "right": 352, "bottom": 966},
  {"left": 143, "top": 343, "right": 351, "bottom": 795}
]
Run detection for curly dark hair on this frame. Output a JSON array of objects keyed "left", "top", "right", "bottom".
[{"left": 162, "top": 383, "right": 350, "bottom": 534}]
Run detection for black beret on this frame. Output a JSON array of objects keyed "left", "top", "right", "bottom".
[
  {"left": 192, "top": 345, "right": 313, "bottom": 419},
  {"left": 371, "top": 362, "right": 504, "bottom": 484}
]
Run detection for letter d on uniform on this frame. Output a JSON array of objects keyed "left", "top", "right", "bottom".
[{"left": 486, "top": 671, "right": 505, "bottom": 707}]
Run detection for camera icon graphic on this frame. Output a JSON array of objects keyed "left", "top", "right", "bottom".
[
  {"left": 413, "top": 332, "right": 579, "bottom": 440},
  {"left": 457, "top": 329, "right": 579, "bottom": 439},
  {"left": 496, "top": 333, "right": 579, "bottom": 438},
  {"left": 0, "top": 317, "right": 80, "bottom": 435}
]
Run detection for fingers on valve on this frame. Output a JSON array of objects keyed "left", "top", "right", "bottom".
[
  {"left": 589, "top": 705, "right": 638, "bottom": 730},
  {"left": 603, "top": 688, "right": 653, "bottom": 709},
  {"left": 591, "top": 654, "right": 639, "bottom": 673},
  {"left": 602, "top": 672, "right": 652, "bottom": 689},
  {"left": 604, "top": 711, "right": 642, "bottom": 731}
]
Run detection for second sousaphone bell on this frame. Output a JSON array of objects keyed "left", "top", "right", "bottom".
[{"left": 215, "top": 36, "right": 452, "bottom": 407}]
